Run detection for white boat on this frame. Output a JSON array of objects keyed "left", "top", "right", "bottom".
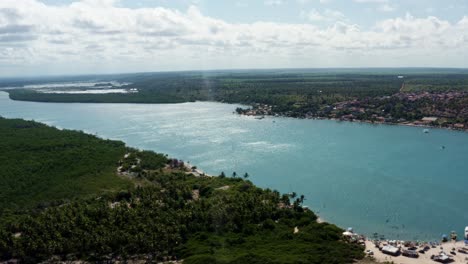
[
  {"left": 465, "top": 226, "right": 468, "bottom": 240},
  {"left": 423, "top": 129, "right": 429, "bottom": 133}
]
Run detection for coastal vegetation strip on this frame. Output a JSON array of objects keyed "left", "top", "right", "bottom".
[
  {"left": 0, "top": 117, "right": 364, "bottom": 263},
  {"left": 3, "top": 70, "right": 467, "bottom": 130}
]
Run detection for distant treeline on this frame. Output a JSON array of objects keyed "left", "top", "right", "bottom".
[
  {"left": 8, "top": 72, "right": 405, "bottom": 105},
  {"left": 6, "top": 71, "right": 468, "bottom": 106},
  {"left": 6, "top": 70, "right": 468, "bottom": 128}
]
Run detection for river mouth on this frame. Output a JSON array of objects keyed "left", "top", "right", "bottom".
[{"left": 1, "top": 91, "right": 467, "bottom": 241}]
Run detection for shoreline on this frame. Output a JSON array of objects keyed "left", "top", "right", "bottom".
[
  {"left": 3, "top": 90, "right": 466, "bottom": 133},
  {"left": 330, "top": 117, "right": 468, "bottom": 133},
  {"left": 4, "top": 95, "right": 466, "bottom": 260},
  {"left": 363, "top": 239, "right": 468, "bottom": 264},
  {"left": 242, "top": 113, "right": 468, "bottom": 133},
  {"left": 181, "top": 160, "right": 465, "bottom": 249}
]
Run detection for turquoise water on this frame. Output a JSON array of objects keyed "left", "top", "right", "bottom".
[{"left": 1, "top": 91, "right": 467, "bottom": 241}]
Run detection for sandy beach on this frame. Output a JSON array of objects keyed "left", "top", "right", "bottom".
[{"left": 365, "top": 240, "right": 468, "bottom": 264}]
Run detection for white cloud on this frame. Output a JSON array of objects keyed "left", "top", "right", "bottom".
[
  {"left": 378, "top": 4, "right": 396, "bottom": 12},
  {"left": 303, "top": 9, "right": 324, "bottom": 21},
  {"left": 0, "top": 0, "right": 467, "bottom": 76},
  {"left": 354, "top": 0, "right": 388, "bottom": 3},
  {"left": 297, "top": 0, "right": 331, "bottom": 3},
  {"left": 264, "top": 0, "right": 284, "bottom": 6},
  {"left": 80, "top": 0, "right": 120, "bottom": 7},
  {"left": 302, "top": 8, "right": 345, "bottom": 22},
  {"left": 235, "top": 2, "right": 249, "bottom": 7}
]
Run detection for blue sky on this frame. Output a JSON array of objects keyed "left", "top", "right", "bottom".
[{"left": 0, "top": 0, "right": 467, "bottom": 76}]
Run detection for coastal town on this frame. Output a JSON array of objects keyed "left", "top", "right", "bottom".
[{"left": 236, "top": 90, "right": 468, "bottom": 131}]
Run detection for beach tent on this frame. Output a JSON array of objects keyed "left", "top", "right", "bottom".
[{"left": 382, "top": 245, "right": 400, "bottom": 256}]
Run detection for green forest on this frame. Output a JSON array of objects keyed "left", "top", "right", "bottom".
[
  {"left": 0, "top": 117, "right": 365, "bottom": 263},
  {"left": 0, "top": 117, "right": 132, "bottom": 212},
  {"left": 4, "top": 70, "right": 468, "bottom": 129},
  {"left": 7, "top": 71, "right": 405, "bottom": 105}
]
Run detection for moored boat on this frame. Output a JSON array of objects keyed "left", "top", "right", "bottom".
[
  {"left": 431, "top": 252, "right": 453, "bottom": 263},
  {"left": 450, "top": 231, "right": 457, "bottom": 241}
]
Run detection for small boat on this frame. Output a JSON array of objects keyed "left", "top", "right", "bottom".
[
  {"left": 423, "top": 129, "right": 429, "bottom": 133},
  {"left": 465, "top": 226, "right": 468, "bottom": 240},
  {"left": 451, "top": 231, "right": 457, "bottom": 241},
  {"left": 431, "top": 252, "right": 453, "bottom": 263},
  {"left": 442, "top": 234, "right": 448, "bottom": 243}
]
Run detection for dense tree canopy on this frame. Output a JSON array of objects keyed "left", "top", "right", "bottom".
[
  {"left": 0, "top": 117, "right": 132, "bottom": 212},
  {"left": 0, "top": 117, "right": 365, "bottom": 263}
]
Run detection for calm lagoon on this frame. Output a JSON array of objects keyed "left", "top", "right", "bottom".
[{"left": 1, "top": 91, "right": 467, "bottom": 241}]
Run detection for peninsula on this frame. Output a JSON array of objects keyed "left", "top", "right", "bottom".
[{"left": 0, "top": 117, "right": 364, "bottom": 263}]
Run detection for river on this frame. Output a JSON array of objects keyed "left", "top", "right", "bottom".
[{"left": 1, "top": 91, "right": 467, "bottom": 241}]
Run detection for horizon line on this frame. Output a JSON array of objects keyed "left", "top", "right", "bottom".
[{"left": 1, "top": 66, "right": 468, "bottom": 80}]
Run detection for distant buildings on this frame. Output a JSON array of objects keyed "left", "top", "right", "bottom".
[{"left": 236, "top": 91, "right": 467, "bottom": 131}]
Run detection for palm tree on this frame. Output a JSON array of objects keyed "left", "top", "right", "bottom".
[
  {"left": 243, "top": 172, "right": 249, "bottom": 179},
  {"left": 232, "top": 171, "right": 237, "bottom": 178},
  {"left": 291, "top": 192, "right": 297, "bottom": 199}
]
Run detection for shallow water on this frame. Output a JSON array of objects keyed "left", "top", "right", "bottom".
[{"left": 1, "top": 91, "right": 467, "bottom": 241}]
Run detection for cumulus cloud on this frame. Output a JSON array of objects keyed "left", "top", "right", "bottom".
[
  {"left": 353, "top": 0, "right": 396, "bottom": 13},
  {"left": 264, "top": 0, "right": 284, "bottom": 6},
  {"left": 0, "top": 0, "right": 467, "bottom": 75},
  {"left": 378, "top": 4, "right": 396, "bottom": 12},
  {"left": 302, "top": 8, "right": 346, "bottom": 22}
]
